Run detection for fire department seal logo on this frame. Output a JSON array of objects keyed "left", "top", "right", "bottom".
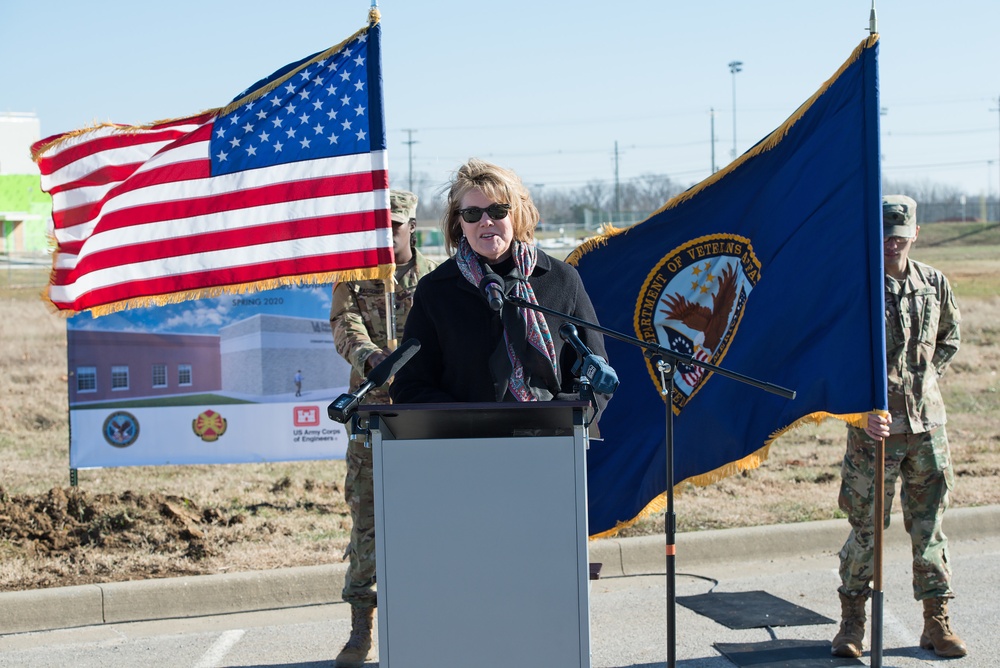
[
  {"left": 192, "top": 409, "right": 228, "bottom": 442},
  {"left": 635, "top": 233, "right": 761, "bottom": 413},
  {"left": 103, "top": 411, "right": 139, "bottom": 448}
]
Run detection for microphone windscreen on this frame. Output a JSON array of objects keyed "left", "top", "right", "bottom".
[{"left": 367, "top": 338, "right": 421, "bottom": 387}]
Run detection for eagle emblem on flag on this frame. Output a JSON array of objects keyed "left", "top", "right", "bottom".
[{"left": 635, "top": 233, "right": 761, "bottom": 411}]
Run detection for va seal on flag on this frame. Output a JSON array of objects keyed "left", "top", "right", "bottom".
[
  {"left": 192, "top": 409, "right": 228, "bottom": 442},
  {"left": 103, "top": 411, "right": 139, "bottom": 448},
  {"left": 634, "top": 234, "right": 761, "bottom": 412}
]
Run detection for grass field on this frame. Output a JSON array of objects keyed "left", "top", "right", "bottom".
[{"left": 0, "top": 223, "right": 997, "bottom": 592}]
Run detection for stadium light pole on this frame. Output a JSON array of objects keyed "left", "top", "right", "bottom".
[{"left": 728, "top": 61, "right": 743, "bottom": 160}]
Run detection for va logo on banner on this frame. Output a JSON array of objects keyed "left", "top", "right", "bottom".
[{"left": 635, "top": 234, "right": 761, "bottom": 412}]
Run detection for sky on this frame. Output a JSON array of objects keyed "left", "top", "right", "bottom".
[
  {"left": 3, "top": 0, "right": 999, "bottom": 201},
  {"left": 67, "top": 285, "right": 334, "bottom": 335}
]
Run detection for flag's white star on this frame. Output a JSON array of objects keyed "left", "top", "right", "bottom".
[
  {"left": 341, "top": 119, "right": 353, "bottom": 131},
  {"left": 340, "top": 94, "right": 351, "bottom": 106},
  {"left": 328, "top": 133, "right": 339, "bottom": 144},
  {"left": 242, "top": 122, "right": 254, "bottom": 133},
  {"left": 354, "top": 55, "right": 365, "bottom": 67},
  {"left": 299, "top": 112, "right": 310, "bottom": 125},
  {"left": 339, "top": 71, "right": 351, "bottom": 82},
  {"left": 229, "top": 137, "right": 241, "bottom": 148},
  {"left": 215, "top": 127, "right": 226, "bottom": 139},
  {"left": 258, "top": 130, "right": 270, "bottom": 142},
  {"left": 286, "top": 127, "right": 297, "bottom": 138},
  {"left": 272, "top": 117, "right": 283, "bottom": 128},
  {"left": 246, "top": 145, "right": 257, "bottom": 156},
  {"left": 313, "top": 123, "right": 325, "bottom": 134},
  {"left": 355, "top": 129, "right": 367, "bottom": 141},
  {"left": 326, "top": 109, "right": 338, "bottom": 120},
  {"left": 274, "top": 141, "right": 284, "bottom": 152},
  {"left": 216, "top": 150, "right": 228, "bottom": 161},
  {"left": 300, "top": 138, "right": 311, "bottom": 149},
  {"left": 284, "top": 83, "right": 296, "bottom": 95},
  {"left": 312, "top": 100, "right": 324, "bottom": 111},
  {"left": 354, "top": 80, "right": 365, "bottom": 92},
  {"left": 270, "top": 95, "right": 282, "bottom": 106},
  {"left": 354, "top": 104, "right": 366, "bottom": 116}
]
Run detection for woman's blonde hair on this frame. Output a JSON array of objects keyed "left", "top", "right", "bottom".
[{"left": 441, "top": 158, "right": 539, "bottom": 256}]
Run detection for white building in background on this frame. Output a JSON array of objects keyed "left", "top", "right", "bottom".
[
  {"left": 219, "top": 313, "right": 350, "bottom": 398},
  {"left": 0, "top": 112, "right": 40, "bottom": 175}
]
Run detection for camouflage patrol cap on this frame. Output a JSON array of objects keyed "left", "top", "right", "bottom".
[
  {"left": 883, "top": 194, "right": 917, "bottom": 237},
  {"left": 389, "top": 190, "right": 418, "bottom": 224}
]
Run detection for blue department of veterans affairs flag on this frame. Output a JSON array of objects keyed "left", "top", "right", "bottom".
[
  {"left": 33, "top": 12, "right": 390, "bottom": 316},
  {"left": 570, "top": 36, "right": 887, "bottom": 538}
]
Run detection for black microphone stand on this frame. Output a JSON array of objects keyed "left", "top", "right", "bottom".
[{"left": 505, "top": 294, "right": 796, "bottom": 668}]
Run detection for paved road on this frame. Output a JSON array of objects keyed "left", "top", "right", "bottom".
[{"left": 2, "top": 507, "right": 997, "bottom": 667}]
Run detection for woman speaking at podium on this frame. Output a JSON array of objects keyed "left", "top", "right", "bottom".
[{"left": 389, "top": 158, "right": 611, "bottom": 410}]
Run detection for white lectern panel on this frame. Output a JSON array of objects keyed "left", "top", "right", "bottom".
[{"left": 368, "top": 405, "right": 590, "bottom": 668}]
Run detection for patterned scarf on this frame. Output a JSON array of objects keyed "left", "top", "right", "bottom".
[{"left": 456, "top": 237, "right": 559, "bottom": 401}]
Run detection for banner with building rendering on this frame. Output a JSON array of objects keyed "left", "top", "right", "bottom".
[{"left": 67, "top": 284, "right": 350, "bottom": 469}]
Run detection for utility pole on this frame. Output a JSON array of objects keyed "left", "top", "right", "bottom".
[
  {"left": 402, "top": 128, "right": 418, "bottom": 193},
  {"left": 710, "top": 108, "right": 717, "bottom": 173},
  {"left": 614, "top": 141, "right": 621, "bottom": 222}
]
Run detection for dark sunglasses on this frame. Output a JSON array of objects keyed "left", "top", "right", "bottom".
[{"left": 457, "top": 203, "right": 511, "bottom": 223}]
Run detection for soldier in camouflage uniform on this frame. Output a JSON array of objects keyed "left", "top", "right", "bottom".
[
  {"left": 329, "top": 190, "right": 437, "bottom": 668},
  {"left": 832, "top": 195, "right": 966, "bottom": 659}
]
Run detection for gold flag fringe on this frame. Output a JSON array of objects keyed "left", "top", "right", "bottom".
[
  {"left": 43, "top": 264, "right": 394, "bottom": 318},
  {"left": 569, "top": 35, "right": 879, "bottom": 270},
  {"left": 32, "top": 11, "right": 382, "bottom": 163},
  {"left": 588, "top": 406, "right": 889, "bottom": 540}
]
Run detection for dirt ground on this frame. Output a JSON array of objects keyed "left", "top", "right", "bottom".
[{"left": 1, "top": 245, "right": 998, "bottom": 593}]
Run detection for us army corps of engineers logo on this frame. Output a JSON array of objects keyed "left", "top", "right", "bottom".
[{"left": 635, "top": 233, "right": 761, "bottom": 413}]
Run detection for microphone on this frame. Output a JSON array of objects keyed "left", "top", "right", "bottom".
[
  {"left": 558, "top": 323, "right": 619, "bottom": 395},
  {"left": 478, "top": 273, "right": 505, "bottom": 311},
  {"left": 327, "top": 338, "right": 422, "bottom": 423}
]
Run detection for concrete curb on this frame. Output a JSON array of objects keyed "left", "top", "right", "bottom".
[
  {"left": 589, "top": 504, "right": 1000, "bottom": 577},
  {"left": 2, "top": 505, "right": 997, "bottom": 636}
]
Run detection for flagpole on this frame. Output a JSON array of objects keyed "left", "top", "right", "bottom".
[
  {"left": 871, "top": 433, "right": 885, "bottom": 667},
  {"left": 867, "top": 6, "right": 884, "bottom": 667}
]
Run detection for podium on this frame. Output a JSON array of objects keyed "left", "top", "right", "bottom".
[{"left": 357, "top": 401, "right": 593, "bottom": 668}]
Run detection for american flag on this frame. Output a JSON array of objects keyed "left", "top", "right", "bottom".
[{"left": 32, "top": 17, "right": 390, "bottom": 316}]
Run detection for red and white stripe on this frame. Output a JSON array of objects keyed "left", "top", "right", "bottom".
[{"left": 34, "top": 116, "right": 391, "bottom": 314}]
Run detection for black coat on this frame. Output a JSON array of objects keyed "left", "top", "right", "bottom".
[{"left": 389, "top": 249, "right": 611, "bottom": 406}]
